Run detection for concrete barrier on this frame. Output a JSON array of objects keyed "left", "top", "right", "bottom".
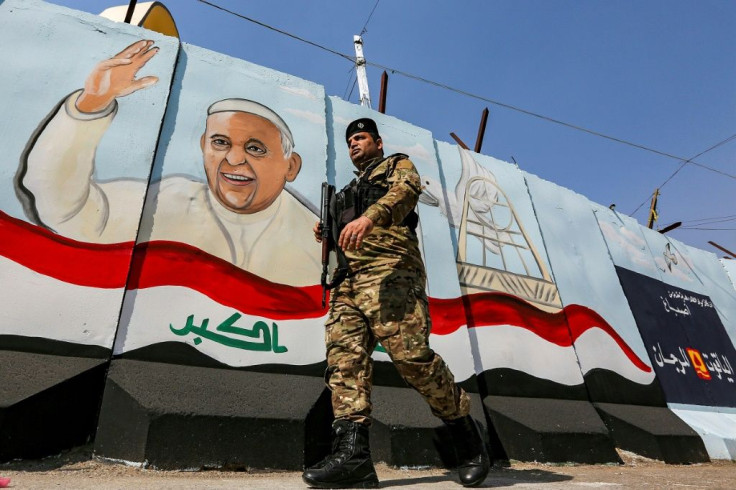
[
  {"left": 0, "top": 0, "right": 177, "bottom": 462},
  {"left": 594, "top": 204, "right": 736, "bottom": 459}
]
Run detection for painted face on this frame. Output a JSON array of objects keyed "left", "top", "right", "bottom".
[
  {"left": 347, "top": 131, "right": 383, "bottom": 166},
  {"left": 201, "top": 112, "right": 301, "bottom": 214}
]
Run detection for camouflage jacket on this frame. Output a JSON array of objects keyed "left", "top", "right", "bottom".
[{"left": 343, "top": 153, "right": 425, "bottom": 276}]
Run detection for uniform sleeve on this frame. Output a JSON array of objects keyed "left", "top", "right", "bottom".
[{"left": 362, "top": 158, "right": 422, "bottom": 227}]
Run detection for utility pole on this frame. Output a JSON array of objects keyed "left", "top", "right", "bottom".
[
  {"left": 353, "top": 35, "right": 371, "bottom": 108},
  {"left": 647, "top": 188, "right": 660, "bottom": 229}
]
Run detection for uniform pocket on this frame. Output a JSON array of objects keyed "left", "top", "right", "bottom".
[{"left": 373, "top": 270, "right": 416, "bottom": 338}]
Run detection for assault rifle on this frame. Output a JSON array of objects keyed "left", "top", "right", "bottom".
[{"left": 320, "top": 182, "right": 336, "bottom": 307}]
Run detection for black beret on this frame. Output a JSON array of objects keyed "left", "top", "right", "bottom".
[{"left": 345, "top": 118, "right": 380, "bottom": 141}]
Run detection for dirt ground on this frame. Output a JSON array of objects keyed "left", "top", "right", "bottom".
[{"left": 1, "top": 446, "right": 735, "bottom": 489}]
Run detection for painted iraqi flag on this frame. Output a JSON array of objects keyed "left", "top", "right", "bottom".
[{"left": 2, "top": 211, "right": 653, "bottom": 388}]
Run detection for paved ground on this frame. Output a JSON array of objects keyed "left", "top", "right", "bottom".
[{"left": 2, "top": 447, "right": 735, "bottom": 489}]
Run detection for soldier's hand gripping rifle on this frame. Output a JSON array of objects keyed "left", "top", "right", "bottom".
[{"left": 320, "top": 182, "right": 336, "bottom": 307}]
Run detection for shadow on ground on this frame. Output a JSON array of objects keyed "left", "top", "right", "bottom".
[{"left": 380, "top": 465, "right": 572, "bottom": 488}]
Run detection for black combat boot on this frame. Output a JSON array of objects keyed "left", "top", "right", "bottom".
[
  {"left": 302, "top": 419, "right": 379, "bottom": 489},
  {"left": 444, "top": 415, "right": 490, "bottom": 487}
]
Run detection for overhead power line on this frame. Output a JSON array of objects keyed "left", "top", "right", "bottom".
[
  {"left": 196, "top": 0, "right": 735, "bottom": 181},
  {"left": 344, "top": 0, "right": 382, "bottom": 103},
  {"left": 682, "top": 213, "right": 736, "bottom": 223},
  {"left": 679, "top": 227, "right": 736, "bottom": 231},
  {"left": 369, "top": 61, "right": 736, "bottom": 181},
  {"left": 342, "top": 71, "right": 355, "bottom": 100},
  {"left": 681, "top": 215, "right": 736, "bottom": 225},
  {"left": 359, "top": 0, "right": 381, "bottom": 36},
  {"left": 196, "top": 0, "right": 353, "bottom": 62},
  {"left": 346, "top": 77, "right": 359, "bottom": 102},
  {"left": 629, "top": 133, "right": 736, "bottom": 216}
]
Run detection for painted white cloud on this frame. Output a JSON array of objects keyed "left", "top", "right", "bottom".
[
  {"left": 599, "top": 220, "right": 656, "bottom": 272},
  {"left": 279, "top": 85, "right": 318, "bottom": 100},
  {"left": 284, "top": 108, "right": 325, "bottom": 126},
  {"left": 333, "top": 115, "right": 352, "bottom": 128},
  {"left": 385, "top": 142, "right": 434, "bottom": 164},
  {"left": 653, "top": 255, "right": 694, "bottom": 282}
]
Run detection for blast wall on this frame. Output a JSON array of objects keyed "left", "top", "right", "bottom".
[{"left": 1, "top": 0, "right": 734, "bottom": 467}]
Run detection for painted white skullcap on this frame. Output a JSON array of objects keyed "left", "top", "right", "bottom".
[{"left": 207, "top": 98, "right": 294, "bottom": 146}]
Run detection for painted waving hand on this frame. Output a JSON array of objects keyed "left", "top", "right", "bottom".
[{"left": 76, "top": 39, "right": 159, "bottom": 113}]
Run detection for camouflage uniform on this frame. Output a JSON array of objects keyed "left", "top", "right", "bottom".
[{"left": 326, "top": 154, "right": 470, "bottom": 425}]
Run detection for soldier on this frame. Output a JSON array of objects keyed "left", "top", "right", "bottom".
[{"left": 303, "top": 118, "right": 489, "bottom": 488}]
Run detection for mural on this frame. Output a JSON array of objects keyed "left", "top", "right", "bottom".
[
  {"left": 0, "top": 1, "right": 178, "bottom": 351},
  {"left": 2, "top": 30, "right": 326, "bottom": 367},
  {"left": 114, "top": 42, "right": 327, "bottom": 368},
  {"left": 594, "top": 205, "right": 736, "bottom": 407},
  {"left": 593, "top": 204, "right": 736, "bottom": 459},
  {"left": 424, "top": 147, "right": 560, "bottom": 311},
  {"left": 523, "top": 174, "right": 658, "bottom": 405},
  {"left": 18, "top": 39, "right": 318, "bottom": 280},
  {"left": 426, "top": 145, "right": 583, "bottom": 398}
]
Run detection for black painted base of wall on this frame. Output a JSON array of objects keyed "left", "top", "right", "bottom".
[
  {"left": 594, "top": 402, "right": 709, "bottom": 464},
  {"left": 96, "top": 359, "right": 498, "bottom": 470},
  {"left": 94, "top": 359, "right": 327, "bottom": 470},
  {"left": 0, "top": 350, "right": 108, "bottom": 462},
  {"left": 484, "top": 395, "right": 620, "bottom": 463}
]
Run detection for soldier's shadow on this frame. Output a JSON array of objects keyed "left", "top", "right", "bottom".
[{"left": 379, "top": 467, "right": 573, "bottom": 488}]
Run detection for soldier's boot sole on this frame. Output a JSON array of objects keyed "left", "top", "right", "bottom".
[{"left": 302, "top": 471, "right": 379, "bottom": 489}]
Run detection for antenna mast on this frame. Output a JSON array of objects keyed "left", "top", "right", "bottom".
[{"left": 353, "top": 35, "right": 372, "bottom": 108}]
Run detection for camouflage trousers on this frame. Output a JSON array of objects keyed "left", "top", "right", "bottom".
[{"left": 324, "top": 267, "right": 470, "bottom": 425}]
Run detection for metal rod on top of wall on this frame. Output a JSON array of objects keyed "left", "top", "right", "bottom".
[
  {"left": 474, "top": 107, "right": 489, "bottom": 153},
  {"left": 124, "top": 0, "right": 138, "bottom": 24},
  {"left": 450, "top": 132, "right": 470, "bottom": 150},
  {"left": 378, "top": 71, "right": 388, "bottom": 114},
  {"left": 658, "top": 222, "right": 682, "bottom": 234},
  {"left": 708, "top": 241, "right": 736, "bottom": 259}
]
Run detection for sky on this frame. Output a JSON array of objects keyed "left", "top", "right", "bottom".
[{"left": 48, "top": 0, "right": 735, "bottom": 254}]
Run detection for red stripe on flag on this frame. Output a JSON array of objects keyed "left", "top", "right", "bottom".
[
  {"left": 0, "top": 211, "right": 133, "bottom": 288},
  {"left": 429, "top": 293, "right": 570, "bottom": 343},
  {"left": 565, "top": 303, "right": 652, "bottom": 372},
  {"left": 430, "top": 292, "right": 651, "bottom": 373},
  {"left": 127, "top": 241, "right": 327, "bottom": 319}
]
